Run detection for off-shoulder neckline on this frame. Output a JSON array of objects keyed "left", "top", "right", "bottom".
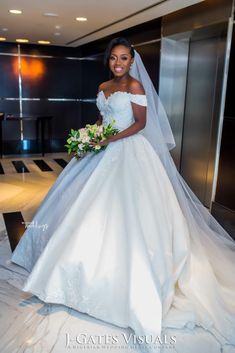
[{"left": 98, "top": 90, "right": 146, "bottom": 101}]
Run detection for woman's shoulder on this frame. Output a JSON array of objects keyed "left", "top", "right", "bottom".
[
  {"left": 127, "top": 79, "right": 147, "bottom": 106},
  {"left": 98, "top": 80, "right": 112, "bottom": 92},
  {"left": 128, "top": 78, "right": 145, "bottom": 95},
  {"left": 98, "top": 78, "right": 145, "bottom": 95}
]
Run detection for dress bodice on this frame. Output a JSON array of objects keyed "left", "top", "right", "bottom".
[{"left": 96, "top": 90, "right": 147, "bottom": 131}]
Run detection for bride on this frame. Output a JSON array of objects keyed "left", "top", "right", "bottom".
[{"left": 11, "top": 37, "right": 235, "bottom": 352}]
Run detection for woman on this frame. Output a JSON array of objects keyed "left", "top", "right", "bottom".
[{"left": 11, "top": 37, "right": 235, "bottom": 353}]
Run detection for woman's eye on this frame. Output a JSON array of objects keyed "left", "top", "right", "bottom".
[{"left": 109, "top": 56, "right": 128, "bottom": 61}]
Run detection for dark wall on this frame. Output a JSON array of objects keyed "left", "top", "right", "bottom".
[
  {"left": 224, "top": 26, "right": 235, "bottom": 118},
  {"left": 0, "top": 42, "right": 82, "bottom": 154},
  {"left": 80, "top": 54, "right": 108, "bottom": 126},
  {"left": 215, "top": 25, "right": 235, "bottom": 211},
  {"left": 162, "top": 0, "right": 233, "bottom": 36},
  {"left": 79, "top": 18, "right": 162, "bottom": 57},
  {"left": 215, "top": 118, "right": 235, "bottom": 210}
]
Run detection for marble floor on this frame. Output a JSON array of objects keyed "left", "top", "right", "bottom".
[{"left": 0, "top": 153, "right": 234, "bottom": 353}]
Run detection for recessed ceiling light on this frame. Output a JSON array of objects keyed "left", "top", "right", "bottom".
[
  {"left": 2, "top": 28, "right": 8, "bottom": 32},
  {"left": 0, "top": 37, "right": 6, "bottom": 41},
  {"left": 54, "top": 32, "right": 61, "bottom": 36},
  {"left": 44, "top": 12, "right": 59, "bottom": 17},
  {"left": 55, "top": 25, "right": 61, "bottom": 29},
  {"left": 16, "top": 38, "right": 29, "bottom": 43},
  {"left": 9, "top": 9, "right": 22, "bottom": 14},
  {"left": 38, "top": 40, "right": 51, "bottom": 45},
  {"left": 76, "top": 17, "right": 87, "bottom": 21}
]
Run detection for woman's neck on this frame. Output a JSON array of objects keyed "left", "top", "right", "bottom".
[{"left": 112, "top": 73, "right": 130, "bottom": 83}]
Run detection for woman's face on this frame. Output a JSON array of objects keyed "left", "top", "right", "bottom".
[{"left": 109, "top": 45, "right": 134, "bottom": 78}]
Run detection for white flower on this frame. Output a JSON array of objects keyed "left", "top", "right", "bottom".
[
  {"left": 79, "top": 128, "right": 89, "bottom": 139},
  {"left": 80, "top": 136, "right": 90, "bottom": 143},
  {"left": 94, "top": 145, "right": 101, "bottom": 150},
  {"left": 97, "top": 126, "right": 104, "bottom": 135},
  {"left": 78, "top": 143, "right": 84, "bottom": 150}
]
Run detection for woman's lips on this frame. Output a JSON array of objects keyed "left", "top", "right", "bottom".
[{"left": 114, "top": 67, "right": 123, "bottom": 72}]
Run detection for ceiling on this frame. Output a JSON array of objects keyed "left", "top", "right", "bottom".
[{"left": 0, "top": 0, "right": 205, "bottom": 47}]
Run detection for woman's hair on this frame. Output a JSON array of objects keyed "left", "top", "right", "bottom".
[{"left": 103, "top": 37, "right": 135, "bottom": 68}]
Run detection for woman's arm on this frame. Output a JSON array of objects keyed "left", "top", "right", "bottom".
[
  {"left": 95, "top": 114, "right": 102, "bottom": 126},
  {"left": 94, "top": 83, "right": 106, "bottom": 126}
]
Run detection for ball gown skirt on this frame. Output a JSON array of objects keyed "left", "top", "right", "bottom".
[{"left": 11, "top": 91, "right": 235, "bottom": 353}]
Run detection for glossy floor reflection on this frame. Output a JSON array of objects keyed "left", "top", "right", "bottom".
[
  {"left": 0, "top": 154, "right": 234, "bottom": 353},
  {"left": 0, "top": 153, "right": 70, "bottom": 220}
]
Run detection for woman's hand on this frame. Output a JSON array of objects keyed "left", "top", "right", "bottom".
[{"left": 90, "top": 135, "right": 116, "bottom": 148}]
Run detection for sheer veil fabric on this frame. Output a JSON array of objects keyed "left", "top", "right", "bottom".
[{"left": 130, "top": 50, "right": 235, "bottom": 347}]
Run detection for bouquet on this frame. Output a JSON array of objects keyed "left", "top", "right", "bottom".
[{"left": 65, "top": 119, "right": 119, "bottom": 159}]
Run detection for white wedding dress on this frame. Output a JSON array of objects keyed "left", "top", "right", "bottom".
[{"left": 11, "top": 90, "right": 235, "bottom": 353}]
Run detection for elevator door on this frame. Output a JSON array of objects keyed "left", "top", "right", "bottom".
[{"left": 180, "top": 34, "right": 226, "bottom": 207}]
